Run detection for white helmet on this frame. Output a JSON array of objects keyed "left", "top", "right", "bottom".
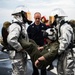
[
  {"left": 12, "top": 5, "right": 32, "bottom": 24},
  {"left": 50, "top": 8, "right": 67, "bottom": 24},
  {"left": 50, "top": 8, "right": 67, "bottom": 17},
  {"left": 43, "top": 28, "right": 57, "bottom": 41},
  {"left": 12, "top": 5, "right": 28, "bottom": 15}
]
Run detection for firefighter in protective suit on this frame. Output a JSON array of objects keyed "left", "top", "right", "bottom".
[
  {"left": 7, "top": 5, "right": 32, "bottom": 75},
  {"left": 49, "top": 8, "right": 74, "bottom": 74},
  {"left": 49, "top": 8, "right": 74, "bottom": 55}
]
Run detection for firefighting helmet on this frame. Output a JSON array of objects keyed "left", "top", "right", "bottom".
[
  {"left": 12, "top": 5, "right": 32, "bottom": 24},
  {"left": 12, "top": 5, "right": 28, "bottom": 15},
  {"left": 50, "top": 8, "right": 67, "bottom": 24},
  {"left": 50, "top": 8, "right": 67, "bottom": 17}
]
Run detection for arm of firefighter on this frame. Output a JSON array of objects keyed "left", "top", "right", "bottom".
[
  {"left": 7, "top": 24, "right": 23, "bottom": 51},
  {"left": 59, "top": 24, "right": 73, "bottom": 51}
]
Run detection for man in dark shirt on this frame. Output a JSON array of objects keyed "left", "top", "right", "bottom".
[{"left": 27, "top": 12, "right": 47, "bottom": 75}]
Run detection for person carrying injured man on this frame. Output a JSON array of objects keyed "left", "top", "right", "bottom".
[{"left": 20, "top": 27, "right": 59, "bottom": 69}]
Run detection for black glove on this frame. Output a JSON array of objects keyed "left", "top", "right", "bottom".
[{"left": 58, "top": 49, "right": 64, "bottom": 55}]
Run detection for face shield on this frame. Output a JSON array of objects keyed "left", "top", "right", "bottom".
[{"left": 49, "top": 16, "right": 55, "bottom": 25}]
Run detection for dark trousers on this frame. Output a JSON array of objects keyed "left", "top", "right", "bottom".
[
  {"left": 32, "top": 63, "right": 47, "bottom": 75},
  {"left": 41, "top": 68, "right": 47, "bottom": 75}
]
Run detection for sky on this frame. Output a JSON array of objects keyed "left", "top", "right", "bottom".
[{"left": 0, "top": 0, "right": 75, "bottom": 35}]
